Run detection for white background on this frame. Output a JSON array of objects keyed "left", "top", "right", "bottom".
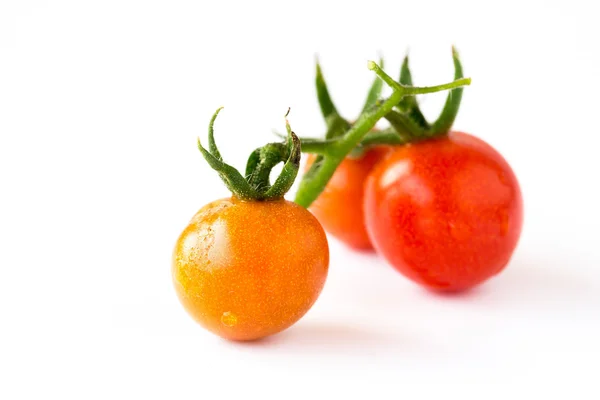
[{"left": 1, "top": 0, "right": 599, "bottom": 398}]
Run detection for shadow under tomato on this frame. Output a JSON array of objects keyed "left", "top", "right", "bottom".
[
  {"left": 224, "top": 251, "right": 599, "bottom": 358},
  {"left": 228, "top": 321, "right": 427, "bottom": 357},
  {"left": 420, "top": 252, "right": 599, "bottom": 310}
]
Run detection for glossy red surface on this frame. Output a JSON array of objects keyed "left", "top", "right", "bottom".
[{"left": 364, "top": 132, "right": 523, "bottom": 291}]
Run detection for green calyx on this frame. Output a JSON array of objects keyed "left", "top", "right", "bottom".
[
  {"left": 293, "top": 48, "right": 471, "bottom": 208},
  {"left": 299, "top": 48, "right": 467, "bottom": 155},
  {"left": 198, "top": 107, "right": 301, "bottom": 201},
  {"left": 384, "top": 46, "right": 465, "bottom": 138}
]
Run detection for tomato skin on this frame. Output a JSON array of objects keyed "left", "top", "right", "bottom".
[
  {"left": 172, "top": 198, "right": 329, "bottom": 341},
  {"left": 306, "top": 146, "right": 391, "bottom": 250},
  {"left": 364, "top": 132, "right": 523, "bottom": 291}
]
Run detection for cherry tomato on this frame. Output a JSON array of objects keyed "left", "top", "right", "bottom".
[
  {"left": 172, "top": 197, "right": 329, "bottom": 341},
  {"left": 306, "top": 146, "right": 391, "bottom": 250},
  {"left": 364, "top": 132, "right": 523, "bottom": 291}
]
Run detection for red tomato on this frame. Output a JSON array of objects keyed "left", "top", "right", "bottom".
[
  {"left": 364, "top": 132, "right": 523, "bottom": 291},
  {"left": 306, "top": 146, "right": 391, "bottom": 250}
]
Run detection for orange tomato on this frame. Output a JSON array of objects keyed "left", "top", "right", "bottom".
[
  {"left": 172, "top": 197, "right": 329, "bottom": 341},
  {"left": 306, "top": 146, "right": 391, "bottom": 250}
]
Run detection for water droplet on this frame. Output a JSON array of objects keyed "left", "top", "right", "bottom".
[{"left": 221, "top": 311, "right": 237, "bottom": 327}]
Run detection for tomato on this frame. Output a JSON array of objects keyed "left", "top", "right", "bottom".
[
  {"left": 364, "top": 132, "right": 523, "bottom": 291},
  {"left": 172, "top": 197, "right": 329, "bottom": 341},
  {"left": 306, "top": 146, "right": 391, "bottom": 250}
]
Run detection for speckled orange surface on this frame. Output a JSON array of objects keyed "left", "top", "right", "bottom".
[{"left": 172, "top": 197, "right": 329, "bottom": 341}]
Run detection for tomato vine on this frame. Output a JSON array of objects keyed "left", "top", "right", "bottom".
[
  {"left": 294, "top": 50, "right": 471, "bottom": 208},
  {"left": 197, "top": 49, "right": 471, "bottom": 208}
]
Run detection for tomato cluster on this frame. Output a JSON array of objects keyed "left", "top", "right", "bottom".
[
  {"left": 304, "top": 51, "right": 522, "bottom": 292},
  {"left": 319, "top": 132, "right": 522, "bottom": 291},
  {"left": 172, "top": 51, "right": 523, "bottom": 341}
]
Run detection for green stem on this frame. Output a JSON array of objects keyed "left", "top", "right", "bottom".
[
  {"left": 360, "top": 128, "right": 405, "bottom": 146},
  {"left": 367, "top": 61, "right": 471, "bottom": 96},
  {"left": 295, "top": 90, "right": 404, "bottom": 208},
  {"left": 294, "top": 128, "right": 408, "bottom": 153},
  {"left": 330, "top": 91, "right": 405, "bottom": 157},
  {"left": 294, "top": 61, "right": 471, "bottom": 209},
  {"left": 297, "top": 138, "right": 336, "bottom": 154}
]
